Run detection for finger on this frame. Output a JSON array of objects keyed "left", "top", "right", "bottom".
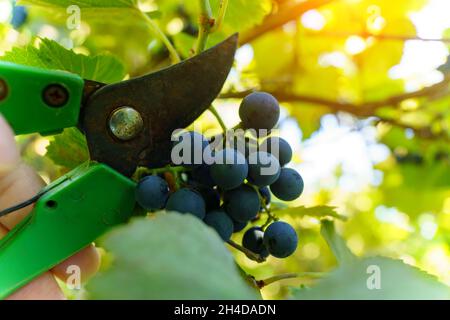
[
  {"left": 0, "top": 115, "right": 44, "bottom": 229},
  {"left": 52, "top": 244, "right": 101, "bottom": 283},
  {"left": 0, "top": 223, "right": 64, "bottom": 300}
]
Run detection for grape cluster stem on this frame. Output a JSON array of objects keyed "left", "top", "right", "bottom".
[
  {"left": 226, "top": 240, "right": 266, "bottom": 263},
  {"left": 255, "top": 272, "right": 325, "bottom": 289}
]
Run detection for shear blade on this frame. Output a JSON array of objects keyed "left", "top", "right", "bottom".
[{"left": 81, "top": 34, "right": 238, "bottom": 177}]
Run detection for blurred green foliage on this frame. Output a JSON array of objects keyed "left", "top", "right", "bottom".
[{"left": 1, "top": 0, "right": 449, "bottom": 299}]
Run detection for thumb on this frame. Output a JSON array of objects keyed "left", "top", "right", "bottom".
[{"left": 0, "top": 115, "right": 20, "bottom": 177}]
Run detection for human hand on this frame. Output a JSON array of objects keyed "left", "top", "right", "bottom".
[{"left": 0, "top": 115, "right": 100, "bottom": 300}]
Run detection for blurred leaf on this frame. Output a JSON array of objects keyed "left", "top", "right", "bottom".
[
  {"left": 87, "top": 213, "right": 260, "bottom": 299},
  {"left": 210, "top": 0, "right": 272, "bottom": 32},
  {"left": 274, "top": 205, "right": 347, "bottom": 221},
  {"left": 321, "top": 220, "right": 357, "bottom": 265},
  {"left": 172, "top": 32, "right": 196, "bottom": 58},
  {"left": 46, "top": 128, "right": 89, "bottom": 169},
  {"left": 1, "top": 38, "right": 125, "bottom": 83},
  {"left": 292, "top": 256, "right": 450, "bottom": 300},
  {"left": 19, "top": 0, "right": 137, "bottom": 8}
]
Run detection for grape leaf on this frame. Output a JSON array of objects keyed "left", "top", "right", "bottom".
[
  {"left": 273, "top": 205, "right": 347, "bottom": 221},
  {"left": 46, "top": 128, "right": 89, "bottom": 169},
  {"left": 1, "top": 38, "right": 125, "bottom": 83},
  {"left": 86, "top": 213, "right": 260, "bottom": 300},
  {"left": 294, "top": 221, "right": 450, "bottom": 299},
  {"left": 291, "top": 257, "right": 450, "bottom": 300}
]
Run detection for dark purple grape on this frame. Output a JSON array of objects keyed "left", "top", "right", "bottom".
[
  {"left": 210, "top": 148, "right": 248, "bottom": 191},
  {"left": 204, "top": 210, "right": 234, "bottom": 241},
  {"left": 260, "top": 137, "right": 293, "bottom": 167},
  {"left": 135, "top": 175, "right": 169, "bottom": 211},
  {"left": 242, "top": 227, "right": 269, "bottom": 258},
  {"left": 263, "top": 221, "right": 298, "bottom": 258},
  {"left": 247, "top": 151, "right": 281, "bottom": 187},
  {"left": 172, "top": 131, "right": 211, "bottom": 167},
  {"left": 239, "top": 92, "right": 280, "bottom": 131},
  {"left": 166, "top": 188, "right": 206, "bottom": 219},
  {"left": 270, "top": 168, "right": 304, "bottom": 201},
  {"left": 224, "top": 185, "right": 260, "bottom": 223}
]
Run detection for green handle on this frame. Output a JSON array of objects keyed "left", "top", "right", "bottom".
[
  {"left": 0, "top": 61, "right": 84, "bottom": 135},
  {"left": 0, "top": 163, "right": 136, "bottom": 299}
]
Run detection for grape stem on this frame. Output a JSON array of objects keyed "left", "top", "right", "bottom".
[
  {"left": 140, "top": 11, "right": 181, "bottom": 64},
  {"left": 196, "top": 0, "right": 230, "bottom": 132},
  {"left": 134, "top": 166, "right": 188, "bottom": 181},
  {"left": 249, "top": 184, "right": 278, "bottom": 229},
  {"left": 255, "top": 272, "right": 325, "bottom": 289},
  {"left": 210, "top": 0, "right": 229, "bottom": 33},
  {"left": 196, "top": 0, "right": 214, "bottom": 54},
  {"left": 226, "top": 240, "right": 266, "bottom": 263},
  {"left": 209, "top": 105, "right": 228, "bottom": 132}
]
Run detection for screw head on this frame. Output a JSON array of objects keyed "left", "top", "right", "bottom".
[
  {"left": 42, "top": 84, "right": 69, "bottom": 108},
  {"left": 109, "top": 107, "right": 144, "bottom": 141},
  {"left": 0, "top": 79, "right": 8, "bottom": 101}
]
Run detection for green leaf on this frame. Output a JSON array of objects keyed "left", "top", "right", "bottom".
[
  {"left": 274, "top": 205, "right": 347, "bottom": 221},
  {"left": 320, "top": 220, "right": 357, "bottom": 265},
  {"left": 86, "top": 213, "right": 260, "bottom": 300},
  {"left": 211, "top": 0, "right": 272, "bottom": 32},
  {"left": 46, "top": 128, "right": 89, "bottom": 169},
  {"left": 180, "top": 0, "right": 272, "bottom": 32},
  {"left": 18, "top": 0, "right": 137, "bottom": 8},
  {"left": 1, "top": 38, "right": 126, "bottom": 83},
  {"left": 291, "top": 257, "right": 450, "bottom": 300}
]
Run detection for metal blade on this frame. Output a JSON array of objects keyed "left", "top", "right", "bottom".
[{"left": 81, "top": 34, "right": 238, "bottom": 176}]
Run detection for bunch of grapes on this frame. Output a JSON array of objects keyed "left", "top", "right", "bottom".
[{"left": 135, "top": 92, "right": 304, "bottom": 260}]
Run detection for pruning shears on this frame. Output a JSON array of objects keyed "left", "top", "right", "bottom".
[{"left": 0, "top": 34, "right": 238, "bottom": 299}]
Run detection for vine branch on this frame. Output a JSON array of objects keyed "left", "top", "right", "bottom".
[
  {"left": 239, "top": 0, "right": 337, "bottom": 45},
  {"left": 306, "top": 31, "right": 450, "bottom": 43},
  {"left": 219, "top": 78, "right": 450, "bottom": 117},
  {"left": 220, "top": 78, "right": 450, "bottom": 141}
]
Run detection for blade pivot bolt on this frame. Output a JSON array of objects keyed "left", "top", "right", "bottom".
[
  {"left": 109, "top": 107, "right": 144, "bottom": 141},
  {"left": 43, "top": 84, "right": 69, "bottom": 108}
]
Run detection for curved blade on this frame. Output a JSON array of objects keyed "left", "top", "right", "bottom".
[{"left": 82, "top": 34, "right": 238, "bottom": 176}]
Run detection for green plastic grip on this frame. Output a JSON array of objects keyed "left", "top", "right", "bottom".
[
  {"left": 0, "top": 163, "right": 136, "bottom": 299},
  {"left": 0, "top": 61, "right": 84, "bottom": 136}
]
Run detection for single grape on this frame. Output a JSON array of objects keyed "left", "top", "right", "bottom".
[
  {"left": 135, "top": 175, "right": 169, "bottom": 211},
  {"left": 11, "top": 6, "right": 27, "bottom": 29},
  {"left": 191, "top": 164, "right": 216, "bottom": 188},
  {"left": 204, "top": 210, "right": 234, "bottom": 241},
  {"left": 242, "top": 227, "right": 269, "bottom": 258},
  {"left": 166, "top": 188, "right": 206, "bottom": 219},
  {"left": 232, "top": 219, "right": 248, "bottom": 233},
  {"left": 260, "top": 137, "right": 293, "bottom": 167},
  {"left": 210, "top": 148, "right": 248, "bottom": 190},
  {"left": 248, "top": 151, "right": 281, "bottom": 187},
  {"left": 231, "top": 135, "right": 259, "bottom": 159},
  {"left": 270, "top": 168, "right": 304, "bottom": 201},
  {"left": 224, "top": 185, "right": 260, "bottom": 223},
  {"left": 263, "top": 221, "right": 298, "bottom": 258},
  {"left": 196, "top": 187, "right": 221, "bottom": 212},
  {"left": 172, "top": 131, "right": 211, "bottom": 167},
  {"left": 239, "top": 92, "right": 280, "bottom": 131}
]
